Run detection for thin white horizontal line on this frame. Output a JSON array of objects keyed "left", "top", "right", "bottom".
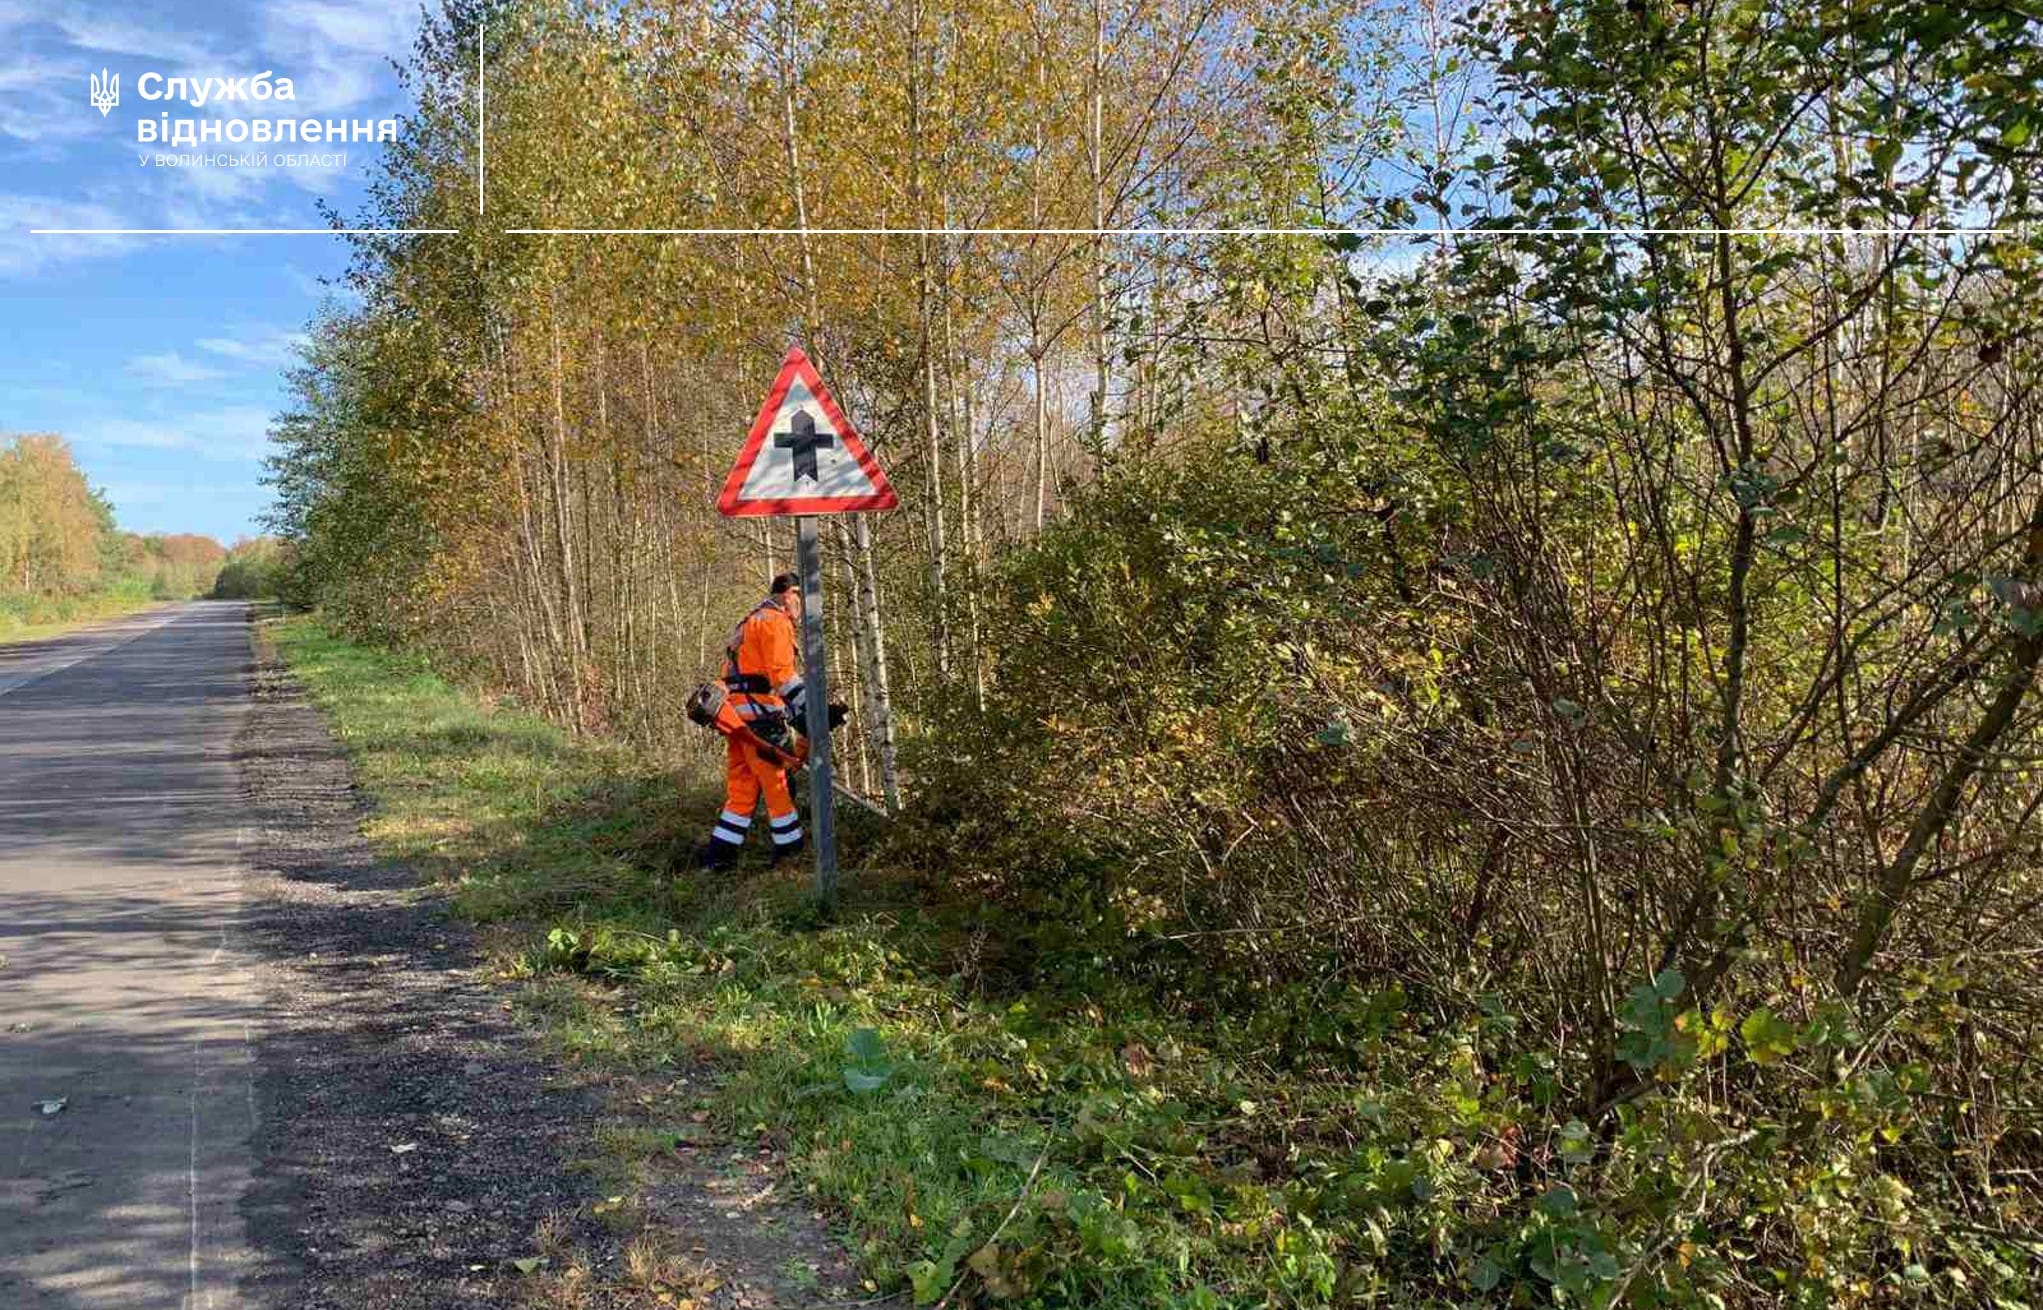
[
  {"left": 34, "top": 225, "right": 1994, "bottom": 238},
  {"left": 504, "top": 225, "right": 2006, "bottom": 238},
  {"left": 29, "top": 227, "right": 458, "bottom": 235}
]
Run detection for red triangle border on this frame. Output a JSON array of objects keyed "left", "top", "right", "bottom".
[{"left": 716, "top": 347, "right": 899, "bottom": 517}]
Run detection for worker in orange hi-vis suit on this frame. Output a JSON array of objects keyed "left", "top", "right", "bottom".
[{"left": 696, "top": 573, "right": 843, "bottom": 868}]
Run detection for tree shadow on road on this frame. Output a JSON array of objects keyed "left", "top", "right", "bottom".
[{"left": 232, "top": 641, "right": 615, "bottom": 1309}]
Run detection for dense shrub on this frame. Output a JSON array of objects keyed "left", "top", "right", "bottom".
[
  {"left": 210, "top": 537, "right": 292, "bottom": 600},
  {"left": 902, "top": 431, "right": 2043, "bottom": 1306}
]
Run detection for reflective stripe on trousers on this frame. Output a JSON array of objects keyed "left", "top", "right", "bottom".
[{"left": 715, "top": 731, "right": 798, "bottom": 849}]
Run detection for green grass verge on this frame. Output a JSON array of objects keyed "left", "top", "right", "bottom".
[{"left": 0, "top": 586, "right": 164, "bottom": 644}]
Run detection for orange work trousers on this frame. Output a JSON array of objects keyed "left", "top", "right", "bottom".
[{"left": 706, "top": 734, "right": 803, "bottom": 856}]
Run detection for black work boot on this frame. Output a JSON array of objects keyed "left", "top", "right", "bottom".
[{"left": 693, "top": 838, "right": 742, "bottom": 870}]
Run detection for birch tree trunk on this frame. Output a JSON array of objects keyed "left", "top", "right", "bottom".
[
  {"left": 942, "top": 260, "right": 986, "bottom": 709},
  {"left": 779, "top": 0, "right": 901, "bottom": 805},
  {"left": 1087, "top": 0, "right": 1111, "bottom": 449},
  {"left": 1028, "top": 16, "right": 1052, "bottom": 531},
  {"left": 853, "top": 513, "right": 902, "bottom": 809},
  {"left": 1032, "top": 331, "right": 1050, "bottom": 531},
  {"left": 547, "top": 313, "right": 589, "bottom": 729},
  {"left": 908, "top": 0, "right": 952, "bottom": 681}
]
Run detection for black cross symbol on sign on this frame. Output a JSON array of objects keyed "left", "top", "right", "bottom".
[{"left": 773, "top": 411, "right": 837, "bottom": 483}]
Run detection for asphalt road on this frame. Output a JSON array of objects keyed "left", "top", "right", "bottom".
[
  {"left": 0, "top": 604, "right": 856, "bottom": 1308},
  {"left": 0, "top": 602, "right": 258, "bottom": 1310}
]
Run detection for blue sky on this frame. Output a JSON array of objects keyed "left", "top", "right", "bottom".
[{"left": 0, "top": 0, "right": 425, "bottom": 542}]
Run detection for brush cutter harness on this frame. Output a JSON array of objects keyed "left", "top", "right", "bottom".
[
  {"left": 686, "top": 594, "right": 852, "bottom": 870},
  {"left": 692, "top": 596, "right": 808, "bottom": 866}
]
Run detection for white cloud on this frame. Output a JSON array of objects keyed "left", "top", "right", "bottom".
[
  {"left": 0, "top": 193, "right": 141, "bottom": 276},
  {"left": 128, "top": 351, "right": 226, "bottom": 386},
  {"left": 196, "top": 328, "right": 307, "bottom": 368},
  {"left": 73, "top": 404, "right": 275, "bottom": 462},
  {"left": 0, "top": 1, "right": 36, "bottom": 38},
  {"left": 282, "top": 263, "right": 329, "bottom": 298},
  {"left": 95, "top": 476, "right": 274, "bottom": 538},
  {"left": 0, "top": 66, "right": 55, "bottom": 95},
  {"left": 0, "top": 62, "right": 95, "bottom": 147},
  {"left": 99, "top": 478, "right": 267, "bottom": 508},
  {"left": 259, "top": 0, "right": 417, "bottom": 113},
  {"left": 94, "top": 479, "right": 174, "bottom": 507},
  {"left": 163, "top": 156, "right": 270, "bottom": 211},
  {"left": 49, "top": 12, "right": 218, "bottom": 65}
]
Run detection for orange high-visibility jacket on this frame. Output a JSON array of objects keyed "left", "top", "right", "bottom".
[{"left": 723, "top": 599, "right": 804, "bottom": 723}]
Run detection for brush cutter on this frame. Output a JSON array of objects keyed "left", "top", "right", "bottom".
[{"left": 686, "top": 682, "right": 889, "bottom": 818}]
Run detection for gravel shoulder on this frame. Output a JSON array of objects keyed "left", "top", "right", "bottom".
[
  {"left": 235, "top": 621, "right": 863, "bottom": 1309},
  {"left": 235, "top": 628, "right": 612, "bottom": 1306}
]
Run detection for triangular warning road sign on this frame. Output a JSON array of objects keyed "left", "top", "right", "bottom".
[{"left": 717, "top": 347, "right": 899, "bottom": 517}]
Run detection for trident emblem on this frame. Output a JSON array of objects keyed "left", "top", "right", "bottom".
[{"left": 90, "top": 70, "right": 118, "bottom": 117}]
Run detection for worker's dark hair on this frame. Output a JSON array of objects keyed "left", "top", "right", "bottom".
[{"left": 770, "top": 571, "right": 800, "bottom": 595}]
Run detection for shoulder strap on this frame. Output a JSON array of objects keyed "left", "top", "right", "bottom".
[{"left": 726, "top": 600, "right": 783, "bottom": 677}]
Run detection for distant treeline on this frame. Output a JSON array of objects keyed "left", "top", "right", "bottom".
[{"left": 0, "top": 432, "right": 288, "bottom": 620}]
